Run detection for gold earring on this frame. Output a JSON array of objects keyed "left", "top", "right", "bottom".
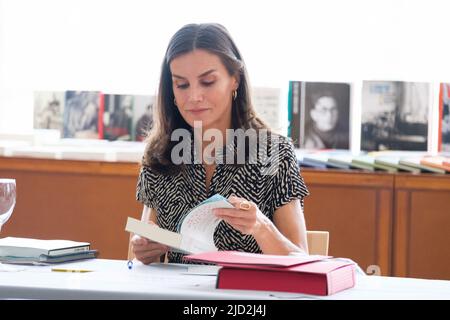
[{"left": 232, "top": 90, "right": 237, "bottom": 100}]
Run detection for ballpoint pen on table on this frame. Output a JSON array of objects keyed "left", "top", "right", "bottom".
[
  {"left": 51, "top": 268, "right": 92, "bottom": 273},
  {"left": 127, "top": 260, "right": 133, "bottom": 270}
]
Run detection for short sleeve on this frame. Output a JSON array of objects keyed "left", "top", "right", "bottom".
[
  {"left": 270, "top": 138, "right": 309, "bottom": 213},
  {"left": 136, "top": 166, "right": 159, "bottom": 209}
]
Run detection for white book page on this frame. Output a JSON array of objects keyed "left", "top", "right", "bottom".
[
  {"left": 179, "top": 197, "right": 234, "bottom": 254},
  {"left": 0, "top": 237, "right": 89, "bottom": 250},
  {"left": 125, "top": 196, "right": 236, "bottom": 254}
]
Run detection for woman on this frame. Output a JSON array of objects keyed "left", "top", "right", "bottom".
[{"left": 132, "top": 23, "right": 309, "bottom": 264}]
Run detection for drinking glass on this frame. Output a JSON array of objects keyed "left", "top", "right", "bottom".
[
  {"left": 0, "top": 179, "right": 16, "bottom": 233},
  {"left": 0, "top": 179, "right": 17, "bottom": 271}
]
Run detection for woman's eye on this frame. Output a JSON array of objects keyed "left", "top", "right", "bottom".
[
  {"left": 176, "top": 83, "right": 189, "bottom": 89},
  {"left": 202, "top": 81, "right": 215, "bottom": 87}
]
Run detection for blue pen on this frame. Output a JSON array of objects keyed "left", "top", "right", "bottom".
[{"left": 127, "top": 260, "right": 133, "bottom": 270}]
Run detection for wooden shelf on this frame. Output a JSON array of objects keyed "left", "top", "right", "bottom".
[
  {"left": 393, "top": 174, "right": 450, "bottom": 280},
  {"left": 0, "top": 156, "right": 140, "bottom": 176},
  {"left": 302, "top": 168, "right": 394, "bottom": 277},
  {"left": 0, "top": 157, "right": 142, "bottom": 260}
]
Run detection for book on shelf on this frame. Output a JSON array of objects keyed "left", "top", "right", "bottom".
[
  {"left": 63, "top": 91, "right": 103, "bottom": 139},
  {"left": 132, "top": 95, "right": 155, "bottom": 141},
  {"left": 326, "top": 153, "right": 363, "bottom": 170},
  {"left": 103, "top": 94, "right": 134, "bottom": 141},
  {"left": 419, "top": 156, "right": 450, "bottom": 173},
  {"left": 0, "top": 237, "right": 96, "bottom": 265},
  {"left": 367, "top": 150, "right": 428, "bottom": 158},
  {"left": 374, "top": 157, "right": 419, "bottom": 173},
  {"left": 125, "top": 194, "right": 235, "bottom": 254},
  {"left": 33, "top": 91, "right": 65, "bottom": 134},
  {"left": 288, "top": 81, "right": 301, "bottom": 147},
  {"left": 33, "top": 91, "right": 156, "bottom": 142},
  {"left": 184, "top": 251, "right": 356, "bottom": 296},
  {"left": 351, "top": 155, "right": 397, "bottom": 173},
  {"left": 288, "top": 81, "right": 351, "bottom": 150},
  {"left": 440, "top": 83, "right": 450, "bottom": 152},
  {"left": 294, "top": 148, "right": 316, "bottom": 165},
  {"left": 361, "top": 81, "right": 430, "bottom": 152},
  {"left": 372, "top": 156, "right": 421, "bottom": 174},
  {"left": 252, "top": 87, "right": 282, "bottom": 133},
  {"left": 301, "top": 150, "right": 354, "bottom": 170},
  {"left": 367, "top": 151, "right": 441, "bottom": 174},
  {"left": 299, "top": 155, "right": 329, "bottom": 169},
  {"left": 399, "top": 157, "right": 447, "bottom": 174}
]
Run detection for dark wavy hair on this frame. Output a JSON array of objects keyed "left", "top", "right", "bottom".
[{"left": 143, "top": 23, "right": 269, "bottom": 174}]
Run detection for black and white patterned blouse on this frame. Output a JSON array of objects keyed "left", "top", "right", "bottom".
[{"left": 136, "top": 134, "right": 309, "bottom": 263}]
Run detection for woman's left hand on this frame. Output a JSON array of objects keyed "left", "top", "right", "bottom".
[{"left": 213, "top": 195, "right": 269, "bottom": 236}]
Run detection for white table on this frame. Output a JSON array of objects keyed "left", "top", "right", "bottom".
[{"left": 0, "top": 259, "right": 449, "bottom": 300}]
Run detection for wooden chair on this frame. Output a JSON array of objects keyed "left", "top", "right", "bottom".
[
  {"left": 306, "top": 230, "right": 329, "bottom": 256},
  {"left": 128, "top": 230, "right": 329, "bottom": 260}
]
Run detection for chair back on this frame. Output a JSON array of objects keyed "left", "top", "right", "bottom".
[{"left": 307, "top": 230, "right": 329, "bottom": 255}]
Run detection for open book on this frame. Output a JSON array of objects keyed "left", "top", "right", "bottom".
[{"left": 125, "top": 194, "right": 235, "bottom": 254}]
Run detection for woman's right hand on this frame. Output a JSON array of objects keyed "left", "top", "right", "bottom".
[{"left": 131, "top": 222, "right": 169, "bottom": 264}]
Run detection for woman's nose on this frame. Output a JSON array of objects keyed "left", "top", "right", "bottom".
[{"left": 188, "top": 85, "right": 204, "bottom": 102}]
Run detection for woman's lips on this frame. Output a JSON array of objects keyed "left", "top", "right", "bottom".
[{"left": 187, "top": 108, "right": 209, "bottom": 115}]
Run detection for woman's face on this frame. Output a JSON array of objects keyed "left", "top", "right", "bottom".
[
  {"left": 170, "top": 49, "right": 238, "bottom": 132},
  {"left": 310, "top": 96, "right": 339, "bottom": 132}
]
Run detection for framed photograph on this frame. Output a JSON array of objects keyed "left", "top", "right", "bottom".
[
  {"left": 361, "top": 81, "right": 430, "bottom": 151},
  {"left": 289, "top": 81, "right": 351, "bottom": 149},
  {"left": 440, "top": 83, "right": 450, "bottom": 152},
  {"left": 103, "top": 94, "right": 134, "bottom": 141},
  {"left": 63, "top": 91, "right": 101, "bottom": 139},
  {"left": 33, "top": 91, "right": 65, "bottom": 134},
  {"left": 132, "top": 95, "right": 155, "bottom": 141}
]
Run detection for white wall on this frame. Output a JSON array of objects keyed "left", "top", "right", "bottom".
[{"left": 1, "top": 0, "right": 450, "bottom": 148}]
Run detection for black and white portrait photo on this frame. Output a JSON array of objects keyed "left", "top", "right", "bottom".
[
  {"left": 63, "top": 91, "right": 100, "bottom": 139},
  {"left": 361, "top": 81, "right": 430, "bottom": 151},
  {"left": 292, "top": 82, "right": 351, "bottom": 150}
]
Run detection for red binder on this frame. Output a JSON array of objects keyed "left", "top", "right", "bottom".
[{"left": 185, "top": 251, "right": 355, "bottom": 296}]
